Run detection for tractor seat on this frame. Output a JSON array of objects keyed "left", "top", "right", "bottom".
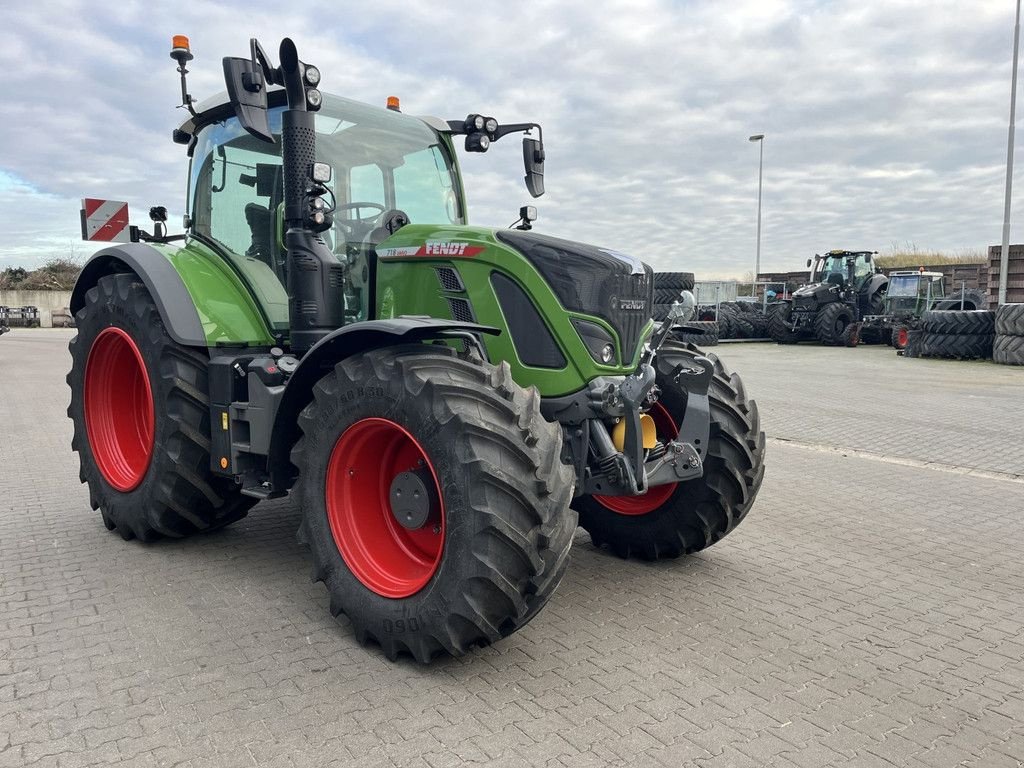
[
  {"left": 826, "top": 272, "right": 845, "bottom": 287},
  {"left": 244, "top": 203, "right": 273, "bottom": 267}
]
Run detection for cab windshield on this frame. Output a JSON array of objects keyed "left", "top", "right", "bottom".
[
  {"left": 887, "top": 275, "right": 921, "bottom": 297},
  {"left": 188, "top": 93, "right": 464, "bottom": 324},
  {"left": 813, "top": 253, "right": 872, "bottom": 287}
]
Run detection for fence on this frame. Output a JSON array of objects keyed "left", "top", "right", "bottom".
[{"left": 693, "top": 280, "right": 739, "bottom": 306}]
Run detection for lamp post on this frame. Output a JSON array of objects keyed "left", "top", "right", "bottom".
[
  {"left": 749, "top": 134, "right": 765, "bottom": 288},
  {"left": 1000, "top": 0, "right": 1021, "bottom": 306}
]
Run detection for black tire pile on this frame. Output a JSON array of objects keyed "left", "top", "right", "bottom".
[
  {"left": 713, "top": 301, "right": 769, "bottom": 340},
  {"left": 994, "top": 303, "right": 1024, "bottom": 365},
  {"left": 918, "top": 309, "right": 995, "bottom": 360}
]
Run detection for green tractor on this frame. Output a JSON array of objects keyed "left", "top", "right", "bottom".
[
  {"left": 862, "top": 270, "right": 988, "bottom": 350},
  {"left": 66, "top": 37, "right": 765, "bottom": 662}
]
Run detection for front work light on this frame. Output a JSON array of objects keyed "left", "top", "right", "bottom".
[{"left": 466, "top": 132, "right": 490, "bottom": 152}]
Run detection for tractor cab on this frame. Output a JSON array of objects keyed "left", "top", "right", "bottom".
[
  {"left": 182, "top": 92, "right": 467, "bottom": 326},
  {"left": 809, "top": 250, "right": 877, "bottom": 293},
  {"left": 884, "top": 270, "right": 945, "bottom": 316}
]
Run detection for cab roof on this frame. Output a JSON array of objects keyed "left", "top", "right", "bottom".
[{"left": 175, "top": 88, "right": 450, "bottom": 147}]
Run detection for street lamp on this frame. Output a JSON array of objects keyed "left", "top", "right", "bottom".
[
  {"left": 999, "top": 0, "right": 1021, "bottom": 306},
  {"left": 749, "top": 134, "right": 765, "bottom": 287}
]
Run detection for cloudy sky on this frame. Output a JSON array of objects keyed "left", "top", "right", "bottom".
[{"left": 0, "top": 1, "right": 1018, "bottom": 276}]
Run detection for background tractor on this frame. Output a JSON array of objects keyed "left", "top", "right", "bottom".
[
  {"left": 768, "top": 250, "right": 888, "bottom": 345},
  {"left": 66, "top": 36, "right": 766, "bottom": 662},
  {"left": 859, "top": 269, "right": 985, "bottom": 349}
]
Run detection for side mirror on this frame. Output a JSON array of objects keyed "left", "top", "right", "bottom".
[
  {"left": 864, "top": 253, "right": 872, "bottom": 263},
  {"left": 806, "top": 258, "right": 812, "bottom": 268},
  {"left": 223, "top": 56, "right": 273, "bottom": 143},
  {"left": 523, "top": 137, "right": 545, "bottom": 198}
]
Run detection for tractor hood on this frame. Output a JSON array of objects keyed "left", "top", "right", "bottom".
[
  {"left": 792, "top": 282, "right": 838, "bottom": 309},
  {"left": 794, "top": 283, "right": 837, "bottom": 301},
  {"left": 494, "top": 229, "right": 655, "bottom": 361}
]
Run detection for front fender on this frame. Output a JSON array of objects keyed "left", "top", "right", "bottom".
[{"left": 266, "top": 317, "right": 500, "bottom": 490}]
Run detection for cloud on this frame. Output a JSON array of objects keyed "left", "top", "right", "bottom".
[{"left": 0, "top": 0, "right": 1018, "bottom": 275}]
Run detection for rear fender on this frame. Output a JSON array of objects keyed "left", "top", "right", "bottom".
[
  {"left": 266, "top": 318, "right": 500, "bottom": 490},
  {"left": 864, "top": 274, "right": 888, "bottom": 298},
  {"left": 71, "top": 244, "right": 206, "bottom": 346}
]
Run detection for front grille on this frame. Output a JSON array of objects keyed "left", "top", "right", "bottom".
[
  {"left": 446, "top": 297, "right": 475, "bottom": 323},
  {"left": 605, "top": 272, "right": 654, "bottom": 361}
]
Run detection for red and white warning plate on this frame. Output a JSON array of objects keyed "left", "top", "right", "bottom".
[{"left": 80, "top": 198, "right": 130, "bottom": 242}]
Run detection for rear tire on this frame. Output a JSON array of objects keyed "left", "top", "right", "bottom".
[
  {"left": 67, "top": 273, "right": 254, "bottom": 541},
  {"left": 934, "top": 288, "right": 988, "bottom": 312},
  {"left": 292, "top": 345, "right": 576, "bottom": 662},
  {"left": 814, "top": 303, "right": 855, "bottom": 346},
  {"left": 994, "top": 334, "right": 1024, "bottom": 365},
  {"left": 731, "top": 314, "right": 756, "bottom": 339},
  {"left": 995, "top": 304, "right": 1024, "bottom": 336},
  {"left": 920, "top": 332, "right": 994, "bottom": 360},
  {"left": 922, "top": 309, "right": 995, "bottom": 336},
  {"left": 573, "top": 342, "right": 765, "bottom": 559}
]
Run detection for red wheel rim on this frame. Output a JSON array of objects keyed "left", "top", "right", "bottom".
[
  {"left": 84, "top": 327, "right": 155, "bottom": 492},
  {"left": 593, "top": 402, "right": 679, "bottom": 516},
  {"left": 325, "top": 418, "right": 445, "bottom": 598},
  {"left": 897, "top": 328, "right": 908, "bottom": 348}
]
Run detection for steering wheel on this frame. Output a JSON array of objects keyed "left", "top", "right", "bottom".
[{"left": 335, "top": 201, "right": 387, "bottom": 242}]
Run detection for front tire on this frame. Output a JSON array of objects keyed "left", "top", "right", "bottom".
[
  {"left": 573, "top": 342, "right": 765, "bottom": 559},
  {"left": 67, "top": 273, "right": 254, "bottom": 541},
  {"left": 768, "top": 302, "right": 800, "bottom": 344},
  {"left": 292, "top": 345, "right": 576, "bottom": 662},
  {"left": 815, "top": 303, "right": 855, "bottom": 346}
]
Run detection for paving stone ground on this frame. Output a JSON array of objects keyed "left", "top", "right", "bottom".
[{"left": 1, "top": 329, "right": 1022, "bottom": 767}]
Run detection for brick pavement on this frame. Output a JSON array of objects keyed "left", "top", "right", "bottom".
[{"left": 1, "top": 329, "right": 1022, "bottom": 767}]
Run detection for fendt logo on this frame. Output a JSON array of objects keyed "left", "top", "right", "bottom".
[
  {"left": 619, "top": 299, "right": 646, "bottom": 311},
  {"left": 377, "top": 242, "right": 485, "bottom": 260},
  {"left": 421, "top": 242, "right": 483, "bottom": 257}
]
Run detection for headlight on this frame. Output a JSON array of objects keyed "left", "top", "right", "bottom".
[
  {"left": 306, "top": 88, "right": 323, "bottom": 109},
  {"left": 571, "top": 318, "right": 618, "bottom": 366},
  {"left": 304, "top": 65, "right": 321, "bottom": 86},
  {"left": 468, "top": 114, "right": 485, "bottom": 131},
  {"left": 484, "top": 116, "right": 498, "bottom": 134}
]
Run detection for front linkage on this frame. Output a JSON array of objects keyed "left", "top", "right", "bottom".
[{"left": 547, "top": 302, "right": 711, "bottom": 499}]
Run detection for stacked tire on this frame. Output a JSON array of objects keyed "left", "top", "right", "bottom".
[
  {"left": 994, "top": 303, "right": 1024, "bottom": 365},
  {"left": 670, "top": 320, "right": 719, "bottom": 347},
  {"left": 652, "top": 272, "right": 695, "bottom": 321},
  {"left": 919, "top": 309, "right": 995, "bottom": 360},
  {"left": 715, "top": 301, "right": 769, "bottom": 340}
]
